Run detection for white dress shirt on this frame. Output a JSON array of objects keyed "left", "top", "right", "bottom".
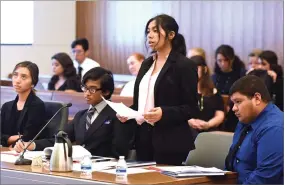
[
  {"left": 88, "top": 100, "right": 107, "bottom": 124},
  {"left": 120, "top": 80, "right": 135, "bottom": 97},
  {"left": 137, "top": 61, "right": 161, "bottom": 125},
  {"left": 73, "top": 57, "right": 100, "bottom": 80}
]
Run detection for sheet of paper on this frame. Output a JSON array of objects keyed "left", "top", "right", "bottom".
[
  {"left": 1, "top": 151, "right": 43, "bottom": 163},
  {"left": 73, "top": 161, "right": 118, "bottom": 172},
  {"left": 44, "top": 145, "right": 91, "bottom": 161},
  {"left": 156, "top": 165, "right": 225, "bottom": 173},
  {"left": 102, "top": 96, "right": 141, "bottom": 119},
  {"left": 1, "top": 154, "right": 18, "bottom": 163},
  {"left": 102, "top": 167, "right": 155, "bottom": 174}
]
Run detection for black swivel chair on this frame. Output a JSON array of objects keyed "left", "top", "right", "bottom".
[{"left": 41, "top": 101, "right": 68, "bottom": 139}]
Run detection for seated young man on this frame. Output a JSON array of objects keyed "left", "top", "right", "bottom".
[
  {"left": 225, "top": 75, "right": 283, "bottom": 184},
  {"left": 14, "top": 67, "right": 135, "bottom": 158}
]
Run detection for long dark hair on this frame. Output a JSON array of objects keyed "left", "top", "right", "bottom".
[
  {"left": 190, "top": 56, "right": 215, "bottom": 96},
  {"left": 48, "top": 52, "right": 77, "bottom": 89},
  {"left": 144, "top": 14, "right": 186, "bottom": 56},
  {"left": 214, "top": 44, "right": 245, "bottom": 75},
  {"left": 259, "top": 50, "right": 283, "bottom": 79}
]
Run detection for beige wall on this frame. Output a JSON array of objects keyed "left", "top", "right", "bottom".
[{"left": 1, "top": 1, "right": 76, "bottom": 78}]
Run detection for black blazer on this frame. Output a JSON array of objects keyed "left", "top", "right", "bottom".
[
  {"left": 1, "top": 91, "right": 46, "bottom": 146},
  {"left": 132, "top": 50, "right": 199, "bottom": 154},
  {"left": 34, "top": 105, "right": 135, "bottom": 158}
]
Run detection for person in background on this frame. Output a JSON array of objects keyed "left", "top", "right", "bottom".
[
  {"left": 246, "top": 48, "right": 262, "bottom": 73},
  {"left": 187, "top": 47, "right": 206, "bottom": 60},
  {"left": 14, "top": 67, "right": 134, "bottom": 158},
  {"left": 48, "top": 52, "right": 82, "bottom": 92},
  {"left": 117, "top": 14, "right": 199, "bottom": 165},
  {"left": 120, "top": 53, "right": 145, "bottom": 97},
  {"left": 225, "top": 75, "right": 283, "bottom": 184},
  {"left": 258, "top": 50, "right": 284, "bottom": 111},
  {"left": 212, "top": 44, "right": 246, "bottom": 95},
  {"left": 188, "top": 56, "right": 225, "bottom": 135},
  {"left": 1, "top": 61, "right": 46, "bottom": 147},
  {"left": 71, "top": 38, "right": 100, "bottom": 80}
]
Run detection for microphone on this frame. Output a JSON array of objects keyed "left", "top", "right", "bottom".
[{"left": 15, "top": 103, "right": 72, "bottom": 165}]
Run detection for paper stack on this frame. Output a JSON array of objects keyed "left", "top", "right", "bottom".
[{"left": 155, "top": 166, "right": 225, "bottom": 178}]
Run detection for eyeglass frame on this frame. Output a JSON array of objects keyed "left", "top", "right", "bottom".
[
  {"left": 71, "top": 49, "right": 85, "bottom": 54},
  {"left": 81, "top": 85, "right": 102, "bottom": 94}
]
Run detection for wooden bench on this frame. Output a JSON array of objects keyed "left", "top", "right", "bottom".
[
  {"left": 0, "top": 86, "right": 53, "bottom": 107},
  {"left": 0, "top": 78, "right": 12, "bottom": 87},
  {"left": 1, "top": 86, "right": 132, "bottom": 121},
  {"left": 51, "top": 91, "right": 88, "bottom": 119}
]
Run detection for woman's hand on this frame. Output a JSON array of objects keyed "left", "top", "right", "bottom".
[
  {"left": 188, "top": 119, "right": 209, "bottom": 130},
  {"left": 143, "top": 107, "right": 162, "bottom": 125},
  {"left": 7, "top": 135, "right": 21, "bottom": 146},
  {"left": 116, "top": 114, "right": 128, "bottom": 123},
  {"left": 14, "top": 140, "right": 35, "bottom": 153},
  {"left": 267, "top": 70, "right": 277, "bottom": 83}
]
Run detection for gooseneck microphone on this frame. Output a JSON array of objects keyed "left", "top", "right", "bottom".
[{"left": 15, "top": 103, "right": 72, "bottom": 165}]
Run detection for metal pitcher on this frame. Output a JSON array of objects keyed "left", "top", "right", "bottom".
[{"left": 50, "top": 131, "right": 73, "bottom": 172}]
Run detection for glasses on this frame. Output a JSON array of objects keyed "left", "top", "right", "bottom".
[
  {"left": 71, "top": 49, "right": 84, "bottom": 54},
  {"left": 81, "top": 85, "right": 102, "bottom": 94}
]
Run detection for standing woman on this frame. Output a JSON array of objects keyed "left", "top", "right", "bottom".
[
  {"left": 118, "top": 14, "right": 199, "bottom": 165},
  {"left": 48, "top": 52, "right": 82, "bottom": 92},
  {"left": 1, "top": 61, "right": 46, "bottom": 147}
]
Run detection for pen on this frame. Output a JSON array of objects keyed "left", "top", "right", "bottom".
[{"left": 18, "top": 132, "right": 25, "bottom": 146}]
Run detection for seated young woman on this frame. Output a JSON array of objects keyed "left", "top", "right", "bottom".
[
  {"left": 188, "top": 56, "right": 225, "bottom": 133},
  {"left": 48, "top": 52, "right": 82, "bottom": 92},
  {"left": 1, "top": 61, "right": 46, "bottom": 147}
]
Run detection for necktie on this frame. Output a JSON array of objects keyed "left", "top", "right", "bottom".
[
  {"left": 225, "top": 124, "right": 251, "bottom": 171},
  {"left": 78, "top": 66, "right": 83, "bottom": 80},
  {"left": 86, "top": 107, "right": 96, "bottom": 130}
]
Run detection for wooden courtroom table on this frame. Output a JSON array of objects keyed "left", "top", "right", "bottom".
[{"left": 0, "top": 148, "right": 237, "bottom": 184}]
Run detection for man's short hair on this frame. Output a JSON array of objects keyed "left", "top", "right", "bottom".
[
  {"left": 71, "top": 38, "right": 89, "bottom": 51},
  {"left": 82, "top": 67, "right": 114, "bottom": 99},
  {"left": 229, "top": 75, "right": 272, "bottom": 102}
]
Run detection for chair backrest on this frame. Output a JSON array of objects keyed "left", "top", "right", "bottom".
[
  {"left": 51, "top": 91, "right": 88, "bottom": 119},
  {"left": 42, "top": 101, "right": 68, "bottom": 138},
  {"left": 185, "top": 131, "right": 234, "bottom": 169}
]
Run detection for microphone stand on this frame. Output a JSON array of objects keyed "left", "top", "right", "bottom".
[{"left": 15, "top": 103, "right": 72, "bottom": 165}]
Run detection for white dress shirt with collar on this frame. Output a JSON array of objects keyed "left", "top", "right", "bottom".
[{"left": 73, "top": 57, "right": 100, "bottom": 80}]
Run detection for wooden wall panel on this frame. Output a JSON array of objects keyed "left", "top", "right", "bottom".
[{"left": 76, "top": 0, "right": 284, "bottom": 74}]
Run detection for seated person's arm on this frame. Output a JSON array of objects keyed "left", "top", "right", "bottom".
[
  {"left": 207, "top": 110, "right": 225, "bottom": 129},
  {"left": 1, "top": 103, "right": 21, "bottom": 146},
  {"left": 243, "top": 126, "right": 283, "bottom": 184},
  {"left": 188, "top": 110, "right": 225, "bottom": 130},
  {"left": 14, "top": 112, "right": 77, "bottom": 153}
]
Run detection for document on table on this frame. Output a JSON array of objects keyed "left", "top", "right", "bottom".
[
  {"left": 102, "top": 96, "right": 141, "bottom": 119},
  {"left": 153, "top": 165, "right": 226, "bottom": 178},
  {"left": 73, "top": 161, "right": 118, "bottom": 172},
  {"left": 1, "top": 150, "right": 44, "bottom": 163},
  {"left": 44, "top": 145, "right": 91, "bottom": 161},
  {"left": 102, "top": 167, "right": 155, "bottom": 174}
]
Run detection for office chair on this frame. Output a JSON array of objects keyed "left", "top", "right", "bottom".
[
  {"left": 184, "top": 131, "right": 233, "bottom": 169},
  {"left": 41, "top": 101, "right": 68, "bottom": 139}
]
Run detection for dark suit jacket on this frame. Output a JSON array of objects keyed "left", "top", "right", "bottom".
[
  {"left": 132, "top": 50, "right": 199, "bottom": 155},
  {"left": 1, "top": 91, "right": 46, "bottom": 146},
  {"left": 34, "top": 105, "right": 134, "bottom": 158}
]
